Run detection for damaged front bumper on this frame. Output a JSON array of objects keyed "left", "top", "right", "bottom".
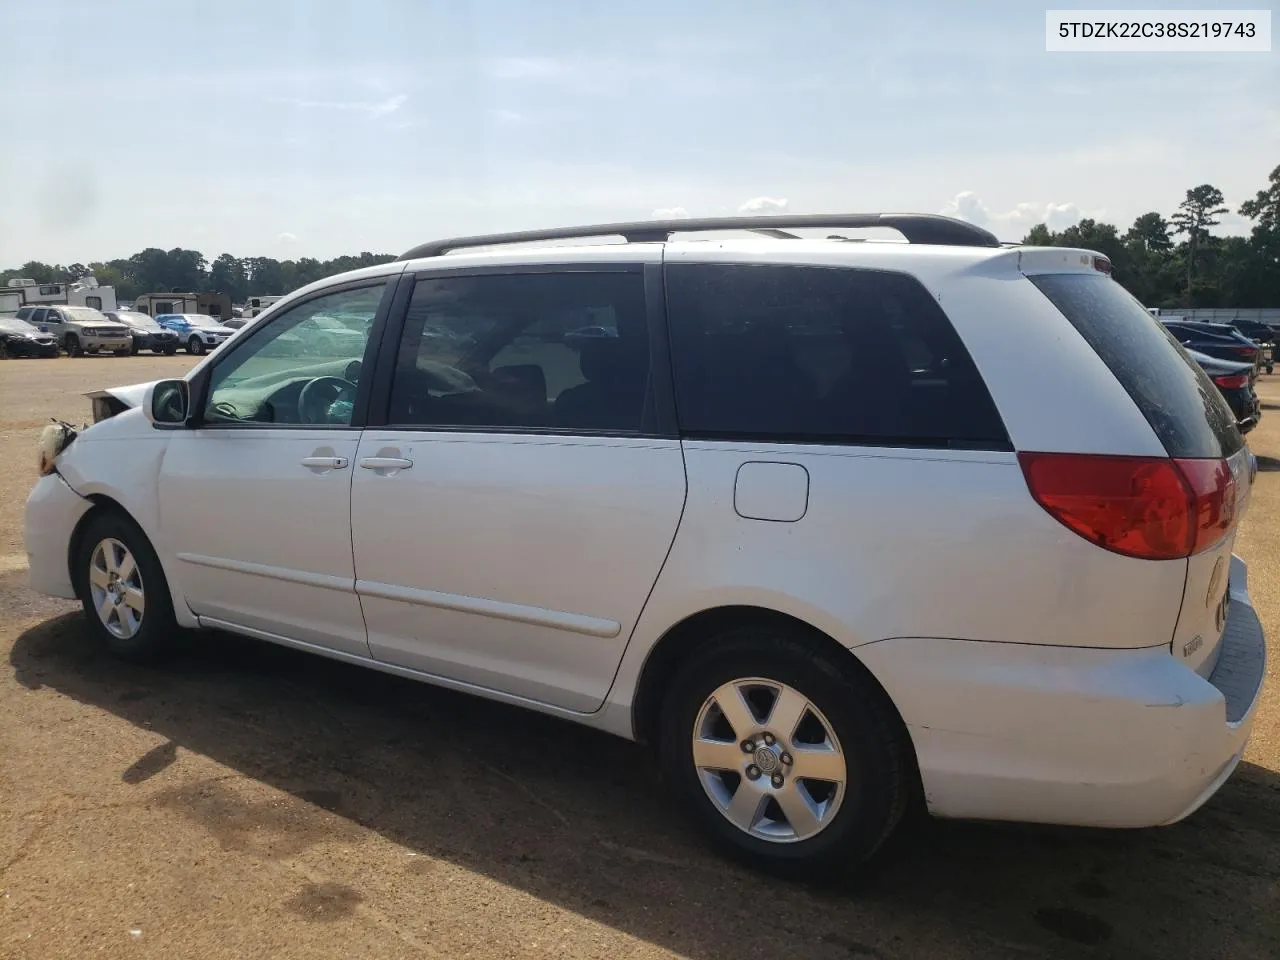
[{"left": 24, "top": 471, "right": 92, "bottom": 600}]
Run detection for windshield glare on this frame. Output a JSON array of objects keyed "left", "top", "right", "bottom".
[
  {"left": 64, "top": 307, "right": 109, "bottom": 322},
  {"left": 118, "top": 311, "right": 160, "bottom": 329}
]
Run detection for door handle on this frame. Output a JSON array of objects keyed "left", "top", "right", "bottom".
[
  {"left": 300, "top": 456, "right": 349, "bottom": 469},
  {"left": 359, "top": 457, "right": 414, "bottom": 471}
]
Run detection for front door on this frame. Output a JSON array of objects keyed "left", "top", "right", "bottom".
[
  {"left": 158, "top": 281, "right": 390, "bottom": 657},
  {"left": 351, "top": 265, "right": 686, "bottom": 712}
]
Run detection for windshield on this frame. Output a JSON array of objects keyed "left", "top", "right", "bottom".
[
  {"left": 0, "top": 316, "right": 36, "bottom": 334},
  {"left": 64, "top": 306, "right": 112, "bottom": 323},
  {"left": 182, "top": 314, "right": 223, "bottom": 328},
  {"left": 117, "top": 311, "right": 161, "bottom": 330}
]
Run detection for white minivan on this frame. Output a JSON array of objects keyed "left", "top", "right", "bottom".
[{"left": 25, "top": 214, "right": 1267, "bottom": 877}]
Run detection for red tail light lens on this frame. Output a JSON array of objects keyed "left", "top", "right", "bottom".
[
  {"left": 1233, "top": 346, "right": 1258, "bottom": 358},
  {"left": 1213, "top": 373, "right": 1250, "bottom": 389},
  {"left": 1018, "top": 453, "right": 1235, "bottom": 560}
]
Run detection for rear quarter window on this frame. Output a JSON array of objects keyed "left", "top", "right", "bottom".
[
  {"left": 664, "top": 263, "right": 1008, "bottom": 449},
  {"left": 1029, "top": 274, "right": 1241, "bottom": 459}
]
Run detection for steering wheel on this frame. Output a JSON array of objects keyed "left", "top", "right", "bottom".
[{"left": 297, "top": 376, "right": 356, "bottom": 424}]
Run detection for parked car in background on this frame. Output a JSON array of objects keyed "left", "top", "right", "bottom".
[
  {"left": 25, "top": 214, "right": 1265, "bottom": 879},
  {"left": 0, "top": 315, "right": 59, "bottom": 358},
  {"left": 15, "top": 305, "right": 132, "bottom": 356},
  {"left": 106, "top": 311, "right": 180, "bottom": 355},
  {"left": 309, "top": 315, "right": 368, "bottom": 355},
  {"left": 1223, "top": 320, "right": 1276, "bottom": 373},
  {"left": 155, "top": 313, "right": 237, "bottom": 355},
  {"left": 1186, "top": 348, "right": 1260, "bottom": 434},
  {"left": 1163, "top": 320, "right": 1264, "bottom": 371}
]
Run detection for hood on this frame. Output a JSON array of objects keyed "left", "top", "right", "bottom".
[{"left": 85, "top": 380, "right": 160, "bottom": 422}]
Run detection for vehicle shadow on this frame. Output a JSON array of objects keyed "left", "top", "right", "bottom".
[{"left": 11, "top": 614, "right": 1280, "bottom": 959}]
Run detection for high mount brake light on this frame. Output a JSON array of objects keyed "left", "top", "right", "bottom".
[{"left": 1018, "top": 453, "right": 1235, "bottom": 561}]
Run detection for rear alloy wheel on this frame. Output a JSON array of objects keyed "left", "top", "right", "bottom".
[
  {"left": 187, "top": 336, "right": 205, "bottom": 355},
  {"left": 660, "top": 627, "right": 909, "bottom": 877},
  {"left": 65, "top": 334, "right": 83, "bottom": 357},
  {"left": 76, "top": 511, "right": 177, "bottom": 661}
]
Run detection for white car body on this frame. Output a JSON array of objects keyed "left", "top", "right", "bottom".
[{"left": 24, "top": 220, "right": 1267, "bottom": 862}]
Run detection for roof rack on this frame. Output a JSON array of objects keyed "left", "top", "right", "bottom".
[{"left": 396, "top": 213, "right": 1001, "bottom": 260}]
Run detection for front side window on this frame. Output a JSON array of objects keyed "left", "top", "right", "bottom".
[
  {"left": 665, "top": 263, "right": 1007, "bottom": 448},
  {"left": 387, "top": 271, "right": 650, "bottom": 433},
  {"left": 203, "top": 284, "right": 385, "bottom": 426}
]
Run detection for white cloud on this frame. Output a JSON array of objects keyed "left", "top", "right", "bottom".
[
  {"left": 484, "top": 57, "right": 571, "bottom": 81},
  {"left": 651, "top": 206, "right": 691, "bottom": 219},
  {"left": 940, "top": 191, "right": 1085, "bottom": 237},
  {"left": 369, "top": 94, "right": 407, "bottom": 118},
  {"left": 490, "top": 109, "right": 531, "bottom": 126},
  {"left": 277, "top": 232, "right": 297, "bottom": 244},
  {"left": 273, "top": 93, "right": 407, "bottom": 120},
  {"left": 738, "top": 196, "right": 789, "bottom": 215}
]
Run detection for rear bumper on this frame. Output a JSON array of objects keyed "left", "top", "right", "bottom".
[
  {"left": 24, "top": 472, "right": 92, "bottom": 600},
  {"left": 856, "top": 555, "right": 1267, "bottom": 829}
]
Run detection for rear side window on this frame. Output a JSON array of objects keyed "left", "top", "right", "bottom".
[
  {"left": 1029, "top": 274, "right": 1241, "bottom": 459},
  {"left": 664, "top": 263, "right": 1007, "bottom": 448}
]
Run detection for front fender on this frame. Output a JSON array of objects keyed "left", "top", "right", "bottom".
[{"left": 53, "top": 416, "right": 198, "bottom": 628}]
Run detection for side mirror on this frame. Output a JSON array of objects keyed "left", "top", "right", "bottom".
[{"left": 146, "top": 379, "right": 190, "bottom": 426}]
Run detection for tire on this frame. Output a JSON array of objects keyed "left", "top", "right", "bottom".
[
  {"left": 74, "top": 510, "right": 178, "bottom": 662},
  {"left": 65, "top": 334, "right": 83, "bottom": 357},
  {"left": 114, "top": 349, "right": 130, "bottom": 357},
  {"left": 164, "top": 346, "right": 178, "bottom": 356},
  {"left": 659, "top": 625, "right": 910, "bottom": 879},
  {"left": 187, "top": 336, "right": 205, "bottom": 355},
  {"left": 0, "top": 340, "right": 9, "bottom": 360},
  {"left": 130, "top": 340, "right": 140, "bottom": 355}
]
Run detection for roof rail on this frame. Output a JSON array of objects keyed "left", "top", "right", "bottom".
[{"left": 396, "top": 213, "right": 1001, "bottom": 260}]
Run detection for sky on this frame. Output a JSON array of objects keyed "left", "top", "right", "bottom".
[{"left": 0, "top": 0, "right": 1277, "bottom": 265}]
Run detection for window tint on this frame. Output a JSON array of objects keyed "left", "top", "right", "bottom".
[
  {"left": 203, "top": 284, "right": 384, "bottom": 426},
  {"left": 389, "top": 272, "right": 650, "bottom": 433},
  {"left": 1030, "top": 273, "right": 1241, "bottom": 459},
  {"left": 665, "top": 263, "right": 1007, "bottom": 448},
  {"left": 29, "top": 309, "right": 46, "bottom": 323},
  {"left": 85, "top": 295, "right": 102, "bottom": 310}
]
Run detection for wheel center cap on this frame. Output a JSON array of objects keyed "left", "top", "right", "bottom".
[{"left": 753, "top": 746, "right": 779, "bottom": 774}]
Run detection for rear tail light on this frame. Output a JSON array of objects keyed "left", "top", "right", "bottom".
[
  {"left": 1213, "top": 373, "right": 1250, "bottom": 389},
  {"left": 1233, "top": 346, "right": 1258, "bottom": 358},
  {"left": 1019, "top": 453, "right": 1235, "bottom": 560}
]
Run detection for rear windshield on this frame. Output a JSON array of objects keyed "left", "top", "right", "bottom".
[{"left": 1030, "top": 274, "right": 1242, "bottom": 459}]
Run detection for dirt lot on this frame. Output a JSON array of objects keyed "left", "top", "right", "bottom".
[{"left": 2, "top": 355, "right": 1278, "bottom": 960}]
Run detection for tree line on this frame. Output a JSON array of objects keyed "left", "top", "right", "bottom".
[
  {"left": 0, "top": 250, "right": 398, "bottom": 304},
  {"left": 1020, "top": 165, "right": 1278, "bottom": 308},
  {"left": 4, "top": 164, "right": 1278, "bottom": 308}
]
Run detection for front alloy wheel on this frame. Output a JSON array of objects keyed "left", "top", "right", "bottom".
[
  {"left": 87, "top": 538, "right": 145, "bottom": 639},
  {"left": 693, "top": 679, "right": 846, "bottom": 842},
  {"left": 188, "top": 336, "right": 205, "bottom": 355},
  {"left": 76, "top": 511, "right": 178, "bottom": 661}
]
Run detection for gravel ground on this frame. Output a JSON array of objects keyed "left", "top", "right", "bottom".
[{"left": 1, "top": 355, "right": 1278, "bottom": 960}]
